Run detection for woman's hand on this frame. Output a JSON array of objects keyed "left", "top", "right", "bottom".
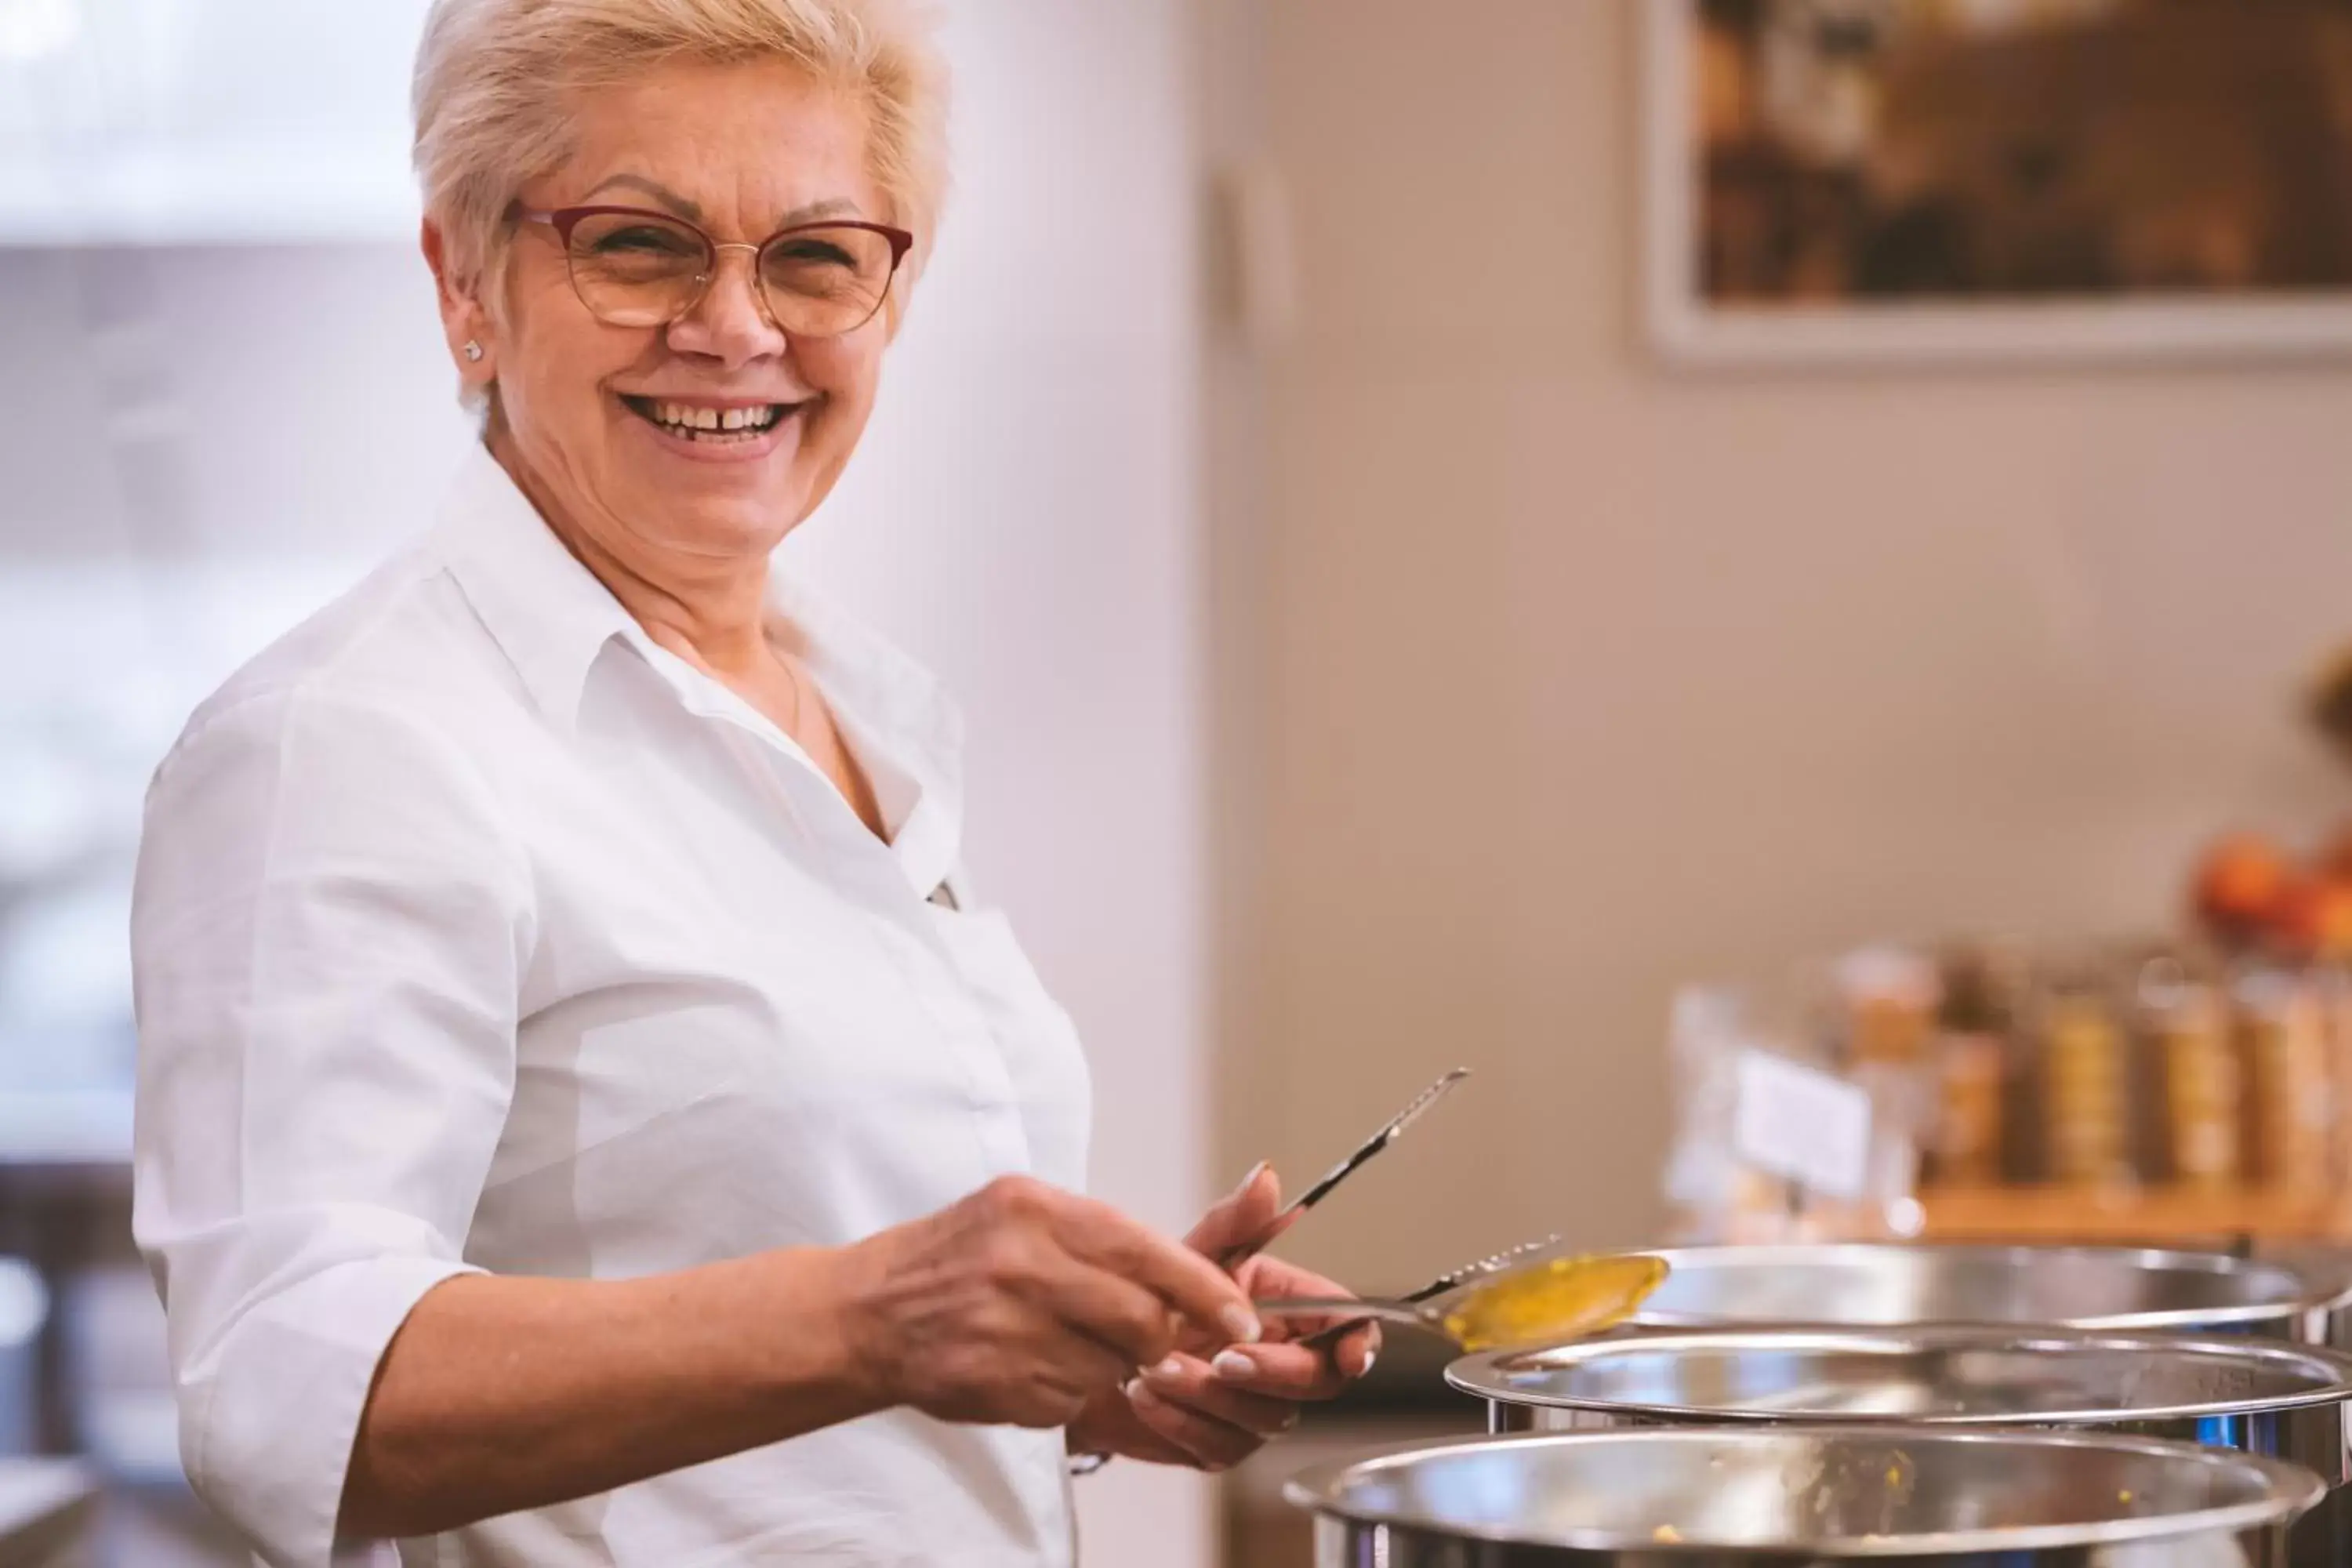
[
  {"left": 836, "top": 1174, "right": 1261, "bottom": 1432},
  {"left": 1066, "top": 1165, "right": 1380, "bottom": 1471}
]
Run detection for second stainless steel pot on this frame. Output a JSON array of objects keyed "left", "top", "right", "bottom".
[{"left": 1451, "top": 1327, "right": 2352, "bottom": 1568}]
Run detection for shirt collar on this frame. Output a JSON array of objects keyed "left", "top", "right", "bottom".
[
  {"left": 432, "top": 441, "right": 635, "bottom": 734},
  {"left": 432, "top": 443, "right": 968, "bottom": 898}
]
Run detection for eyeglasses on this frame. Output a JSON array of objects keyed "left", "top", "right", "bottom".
[{"left": 515, "top": 205, "right": 915, "bottom": 337}]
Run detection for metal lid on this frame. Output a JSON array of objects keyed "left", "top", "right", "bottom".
[
  {"left": 1281, "top": 1427, "right": 2325, "bottom": 1556},
  {"left": 1632, "top": 1244, "right": 2321, "bottom": 1332},
  {"left": 1448, "top": 1326, "right": 2352, "bottom": 1426}
]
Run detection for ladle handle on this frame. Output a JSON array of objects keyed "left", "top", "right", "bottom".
[{"left": 1251, "top": 1296, "right": 1428, "bottom": 1330}]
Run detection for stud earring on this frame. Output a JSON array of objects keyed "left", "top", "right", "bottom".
[{"left": 463, "top": 340, "right": 485, "bottom": 362}]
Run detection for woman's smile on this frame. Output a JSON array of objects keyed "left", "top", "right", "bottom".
[{"left": 615, "top": 390, "right": 814, "bottom": 463}]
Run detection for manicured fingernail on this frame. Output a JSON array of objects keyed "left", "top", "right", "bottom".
[
  {"left": 1150, "top": 1356, "right": 1186, "bottom": 1381},
  {"left": 1212, "top": 1349, "right": 1256, "bottom": 1381},
  {"left": 1128, "top": 1380, "right": 1160, "bottom": 1409},
  {"left": 1220, "top": 1306, "right": 1262, "bottom": 1344},
  {"left": 1227, "top": 1160, "right": 1270, "bottom": 1200},
  {"left": 1359, "top": 1348, "right": 1377, "bottom": 1377}
]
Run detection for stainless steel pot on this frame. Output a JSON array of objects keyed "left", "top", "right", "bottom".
[
  {"left": 1451, "top": 1326, "right": 2352, "bottom": 1453},
  {"left": 1631, "top": 1245, "right": 2328, "bottom": 1341},
  {"left": 2262, "top": 1247, "right": 2352, "bottom": 1352},
  {"left": 1283, "top": 1427, "right": 2324, "bottom": 1566},
  {"left": 1450, "top": 1329, "right": 2352, "bottom": 1568}
]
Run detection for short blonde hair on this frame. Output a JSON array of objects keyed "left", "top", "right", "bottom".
[{"left": 412, "top": 0, "right": 948, "bottom": 299}]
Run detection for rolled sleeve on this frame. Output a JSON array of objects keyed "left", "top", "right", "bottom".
[{"left": 131, "top": 685, "right": 528, "bottom": 1568}]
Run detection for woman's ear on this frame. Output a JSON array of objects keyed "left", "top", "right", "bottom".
[{"left": 421, "top": 217, "right": 496, "bottom": 393}]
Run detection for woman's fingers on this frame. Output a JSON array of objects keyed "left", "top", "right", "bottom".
[
  {"left": 1200, "top": 1340, "right": 1353, "bottom": 1402},
  {"left": 1137, "top": 1352, "right": 1301, "bottom": 1437},
  {"left": 1125, "top": 1381, "right": 1267, "bottom": 1472},
  {"left": 855, "top": 1176, "right": 1268, "bottom": 1430},
  {"left": 1051, "top": 1190, "right": 1261, "bottom": 1346},
  {"left": 1182, "top": 1162, "right": 1291, "bottom": 1261},
  {"left": 1066, "top": 1385, "right": 1203, "bottom": 1468},
  {"left": 1236, "top": 1253, "right": 1352, "bottom": 1308},
  {"left": 1231, "top": 1255, "right": 1382, "bottom": 1392},
  {"left": 849, "top": 1173, "right": 1372, "bottom": 1446},
  {"left": 1332, "top": 1319, "right": 1381, "bottom": 1377},
  {"left": 1029, "top": 1249, "right": 1181, "bottom": 1368},
  {"left": 1091, "top": 1410, "right": 1197, "bottom": 1468}
]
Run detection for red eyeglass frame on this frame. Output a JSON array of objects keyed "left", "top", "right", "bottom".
[{"left": 514, "top": 204, "right": 917, "bottom": 333}]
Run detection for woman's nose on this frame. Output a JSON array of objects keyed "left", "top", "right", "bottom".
[{"left": 668, "top": 245, "right": 786, "bottom": 364}]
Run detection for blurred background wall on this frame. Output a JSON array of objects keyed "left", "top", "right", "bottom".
[
  {"left": 0, "top": 1, "right": 1210, "bottom": 1561},
  {"left": 1205, "top": 0, "right": 2352, "bottom": 1293}
]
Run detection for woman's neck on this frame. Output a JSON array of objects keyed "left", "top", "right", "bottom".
[
  {"left": 488, "top": 429, "right": 773, "bottom": 681},
  {"left": 484, "top": 428, "right": 886, "bottom": 839}
]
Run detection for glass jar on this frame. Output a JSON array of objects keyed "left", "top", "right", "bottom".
[
  {"left": 2143, "top": 964, "right": 2238, "bottom": 1190},
  {"left": 2039, "top": 981, "right": 2133, "bottom": 1189},
  {"left": 2237, "top": 967, "right": 2332, "bottom": 1193}
]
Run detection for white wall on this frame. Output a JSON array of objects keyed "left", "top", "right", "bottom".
[
  {"left": 0, "top": 243, "right": 467, "bottom": 559},
  {"left": 0, "top": 2, "right": 1213, "bottom": 1562}
]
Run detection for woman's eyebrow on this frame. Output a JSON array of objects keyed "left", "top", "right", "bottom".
[
  {"left": 577, "top": 176, "right": 862, "bottom": 228},
  {"left": 781, "top": 198, "right": 860, "bottom": 224},
  {"left": 583, "top": 173, "right": 704, "bottom": 220}
]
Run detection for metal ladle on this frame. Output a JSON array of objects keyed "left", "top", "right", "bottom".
[{"left": 1258, "top": 1251, "right": 1670, "bottom": 1353}]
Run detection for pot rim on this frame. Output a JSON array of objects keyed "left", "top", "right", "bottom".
[
  {"left": 1447, "top": 1324, "right": 2352, "bottom": 1425},
  {"left": 1631, "top": 1243, "right": 2328, "bottom": 1332},
  {"left": 1280, "top": 1426, "right": 2327, "bottom": 1557}
]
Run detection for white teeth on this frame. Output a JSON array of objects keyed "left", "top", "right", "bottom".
[
  {"left": 653, "top": 401, "right": 718, "bottom": 430},
  {"left": 640, "top": 399, "right": 784, "bottom": 437}
]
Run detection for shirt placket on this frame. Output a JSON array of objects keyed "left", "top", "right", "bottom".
[{"left": 659, "top": 667, "right": 1037, "bottom": 1180}]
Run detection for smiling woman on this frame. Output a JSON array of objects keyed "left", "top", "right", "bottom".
[
  {"left": 125, "top": 2, "right": 1377, "bottom": 1566},
  {"left": 434, "top": 56, "right": 899, "bottom": 583}
]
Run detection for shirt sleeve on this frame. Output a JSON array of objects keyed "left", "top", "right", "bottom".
[{"left": 130, "top": 685, "right": 531, "bottom": 1568}]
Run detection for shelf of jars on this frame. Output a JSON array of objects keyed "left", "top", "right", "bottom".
[
  {"left": 1663, "top": 825, "right": 2352, "bottom": 1250},
  {"left": 1663, "top": 662, "right": 2352, "bottom": 1249}
]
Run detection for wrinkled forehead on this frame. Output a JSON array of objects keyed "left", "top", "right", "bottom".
[{"left": 531, "top": 59, "right": 885, "bottom": 235}]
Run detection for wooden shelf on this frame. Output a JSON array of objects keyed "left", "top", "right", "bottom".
[{"left": 1919, "top": 1185, "right": 2352, "bottom": 1246}]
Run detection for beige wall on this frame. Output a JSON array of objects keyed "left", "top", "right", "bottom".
[{"left": 1210, "top": 0, "right": 2352, "bottom": 1292}]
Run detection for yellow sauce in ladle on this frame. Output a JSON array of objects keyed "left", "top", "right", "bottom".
[{"left": 1439, "top": 1253, "right": 1671, "bottom": 1352}]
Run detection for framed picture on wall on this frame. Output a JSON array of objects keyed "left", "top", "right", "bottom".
[{"left": 1643, "top": 0, "right": 2352, "bottom": 365}]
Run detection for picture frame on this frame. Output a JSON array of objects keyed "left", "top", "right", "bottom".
[{"left": 1642, "top": 0, "right": 2352, "bottom": 367}]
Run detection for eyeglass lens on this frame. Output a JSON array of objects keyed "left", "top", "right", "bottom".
[{"left": 562, "top": 211, "right": 898, "bottom": 336}]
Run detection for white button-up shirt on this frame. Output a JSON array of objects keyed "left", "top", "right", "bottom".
[{"left": 130, "top": 445, "right": 1094, "bottom": 1568}]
